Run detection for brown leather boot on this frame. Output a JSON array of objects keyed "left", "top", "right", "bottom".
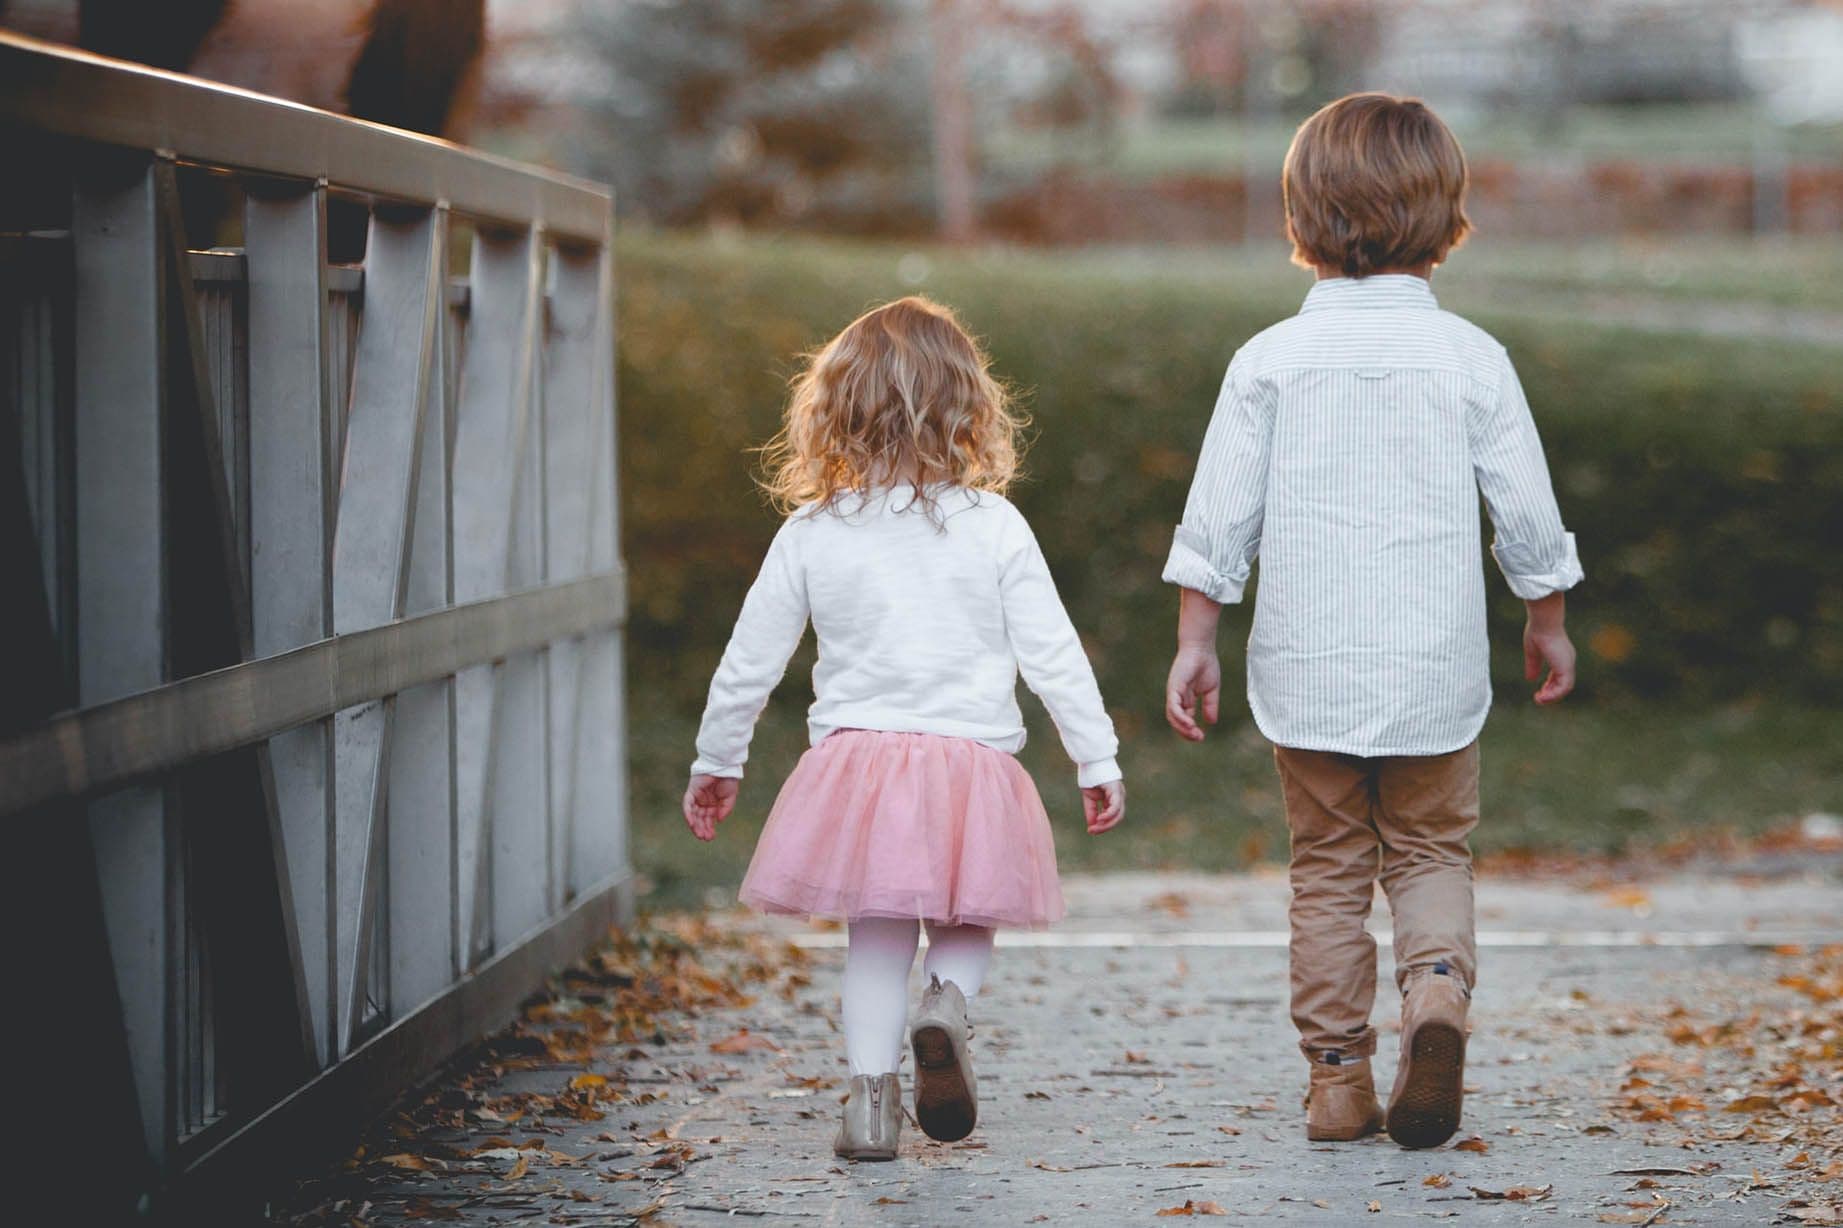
[
  {"left": 1305, "top": 1053, "right": 1385, "bottom": 1141},
  {"left": 1387, "top": 963, "right": 1470, "bottom": 1149}
]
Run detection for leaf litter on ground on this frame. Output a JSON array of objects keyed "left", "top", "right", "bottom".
[{"left": 266, "top": 914, "right": 810, "bottom": 1226}]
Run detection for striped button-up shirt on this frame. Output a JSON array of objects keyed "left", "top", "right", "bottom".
[{"left": 1163, "top": 274, "right": 1583, "bottom": 757}]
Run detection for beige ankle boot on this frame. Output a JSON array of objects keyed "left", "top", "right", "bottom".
[
  {"left": 1387, "top": 963, "right": 1470, "bottom": 1149},
  {"left": 1305, "top": 1053, "right": 1386, "bottom": 1141},
  {"left": 911, "top": 975, "right": 978, "bottom": 1141},
  {"left": 833, "top": 1072, "right": 902, "bottom": 1161}
]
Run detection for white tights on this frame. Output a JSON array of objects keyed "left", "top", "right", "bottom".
[{"left": 842, "top": 918, "right": 994, "bottom": 1076}]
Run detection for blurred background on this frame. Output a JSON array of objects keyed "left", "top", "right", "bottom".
[{"left": 10, "top": 0, "right": 1839, "bottom": 906}]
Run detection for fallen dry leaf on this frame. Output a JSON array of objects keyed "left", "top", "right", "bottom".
[
  {"left": 709, "top": 1028, "right": 780, "bottom": 1054},
  {"left": 1470, "top": 1185, "right": 1551, "bottom": 1202},
  {"left": 1149, "top": 891, "right": 1191, "bottom": 919},
  {"left": 1724, "top": 1094, "right": 1779, "bottom": 1114},
  {"left": 1424, "top": 1173, "right": 1452, "bottom": 1188},
  {"left": 1155, "top": 1201, "right": 1225, "bottom": 1218},
  {"left": 1367, "top": 1201, "right": 1382, "bottom": 1213},
  {"left": 1780, "top": 1206, "right": 1843, "bottom": 1227},
  {"left": 1600, "top": 885, "right": 1652, "bottom": 912},
  {"left": 505, "top": 1155, "right": 528, "bottom": 1181},
  {"left": 1454, "top": 1136, "right": 1491, "bottom": 1153}
]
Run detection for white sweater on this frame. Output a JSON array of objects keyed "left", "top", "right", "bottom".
[{"left": 691, "top": 486, "right": 1122, "bottom": 788}]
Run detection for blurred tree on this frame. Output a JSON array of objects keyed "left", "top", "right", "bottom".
[
  {"left": 1160, "top": 0, "right": 1378, "bottom": 120},
  {"left": 576, "top": 0, "right": 932, "bottom": 232}
]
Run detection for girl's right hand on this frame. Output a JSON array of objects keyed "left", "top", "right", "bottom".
[
  {"left": 683, "top": 773, "right": 739, "bottom": 841},
  {"left": 1083, "top": 780, "right": 1125, "bottom": 835}
]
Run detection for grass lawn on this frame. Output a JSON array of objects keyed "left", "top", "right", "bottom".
[
  {"left": 614, "top": 232, "right": 1843, "bottom": 909},
  {"left": 630, "top": 697, "right": 1843, "bottom": 913},
  {"left": 980, "top": 237, "right": 1843, "bottom": 316}
]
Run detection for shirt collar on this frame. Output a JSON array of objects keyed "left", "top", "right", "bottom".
[{"left": 1299, "top": 274, "right": 1439, "bottom": 313}]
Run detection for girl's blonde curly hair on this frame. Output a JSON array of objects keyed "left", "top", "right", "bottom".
[{"left": 759, "top": 296, "right": 1023, "bottom": 517}]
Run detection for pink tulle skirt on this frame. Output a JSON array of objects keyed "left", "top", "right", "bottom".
[{"left": 739, "top": 730, "right": 1065, "bottom": 928}]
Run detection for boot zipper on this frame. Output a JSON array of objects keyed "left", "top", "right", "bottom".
[{"left": 868, "top": 1079, "right": 884, "bottom": 1144}]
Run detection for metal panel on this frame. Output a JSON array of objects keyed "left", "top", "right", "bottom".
[
  {"left": 330, "top": 206, "right": 443, "bottom": 1053},
  {"left": 543, "top": 242, "right": 623, "bottom": 898},
  {"left": 389, "top": 215, "right": 458, "bottom": 1014},
  {"left": 500, "top": 253, "right": 552, "bottom": 940},
  {"left": 245, "top": 185, "right": 335, "bottom": 1067},
  {"left": 579, "top": 240, "right": 628, "bottom": 892},
  {"left": 155, "top": 156, "right": 317, "bottom": 1126},
  {"left": 450, "top": 228, "right": 546, "bottom": 963},
  {"left": 72, "top": 154, "right": 171, "bottom": 1164},
  {"left": 0, "top": 31, "right": 612, "bottom": 244}
]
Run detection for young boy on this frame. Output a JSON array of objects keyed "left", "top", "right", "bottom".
[{"left": 1162, "top": 93, "right": 1581, "bottom": 1149}]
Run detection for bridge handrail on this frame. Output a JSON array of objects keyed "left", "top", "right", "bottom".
[{"left": 0, "top": 29, "right": 611, "bottom": 243}]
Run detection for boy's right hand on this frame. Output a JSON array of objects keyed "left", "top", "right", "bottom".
[
  {"left": 683, "top": 773, "right": 739, "bottom": 841},
  {"left": 1165, "top": 644, "right": 1222, "bottom": 742},
  {"left": 1083, "top": 780, "right": 1125, "bottom": 834}
]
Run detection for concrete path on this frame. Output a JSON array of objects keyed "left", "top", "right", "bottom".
[{"left": 269, "top": 866, "right": 1843, "bottom": 1226}]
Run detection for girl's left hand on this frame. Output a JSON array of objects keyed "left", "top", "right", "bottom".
[
  {"left": 683, "top": 774, "right": 740, "bottom": 841},
  {"left": 1083, "top": 780, "right": 1125, "bottom": 834}
]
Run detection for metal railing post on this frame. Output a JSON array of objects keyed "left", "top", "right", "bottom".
[
  {"left": 329, "top": 206, "right": 445, "bottom": 1053},
  {"left": 245, "top": 181, "right": 336, "bottom": 1068},
  {"left": 73, "top": 150, "right": 173, "bottom": 1165}
]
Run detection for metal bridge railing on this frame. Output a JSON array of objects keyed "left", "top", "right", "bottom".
[{"left": 0, "top": 31, "right": 630, "bottom": 1206}]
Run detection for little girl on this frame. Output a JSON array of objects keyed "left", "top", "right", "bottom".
[{"left": 683, "top": 296, "right": 1125, "bottom": 1161}]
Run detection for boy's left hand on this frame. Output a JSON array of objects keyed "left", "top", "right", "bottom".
[
  {"left": 1524, "top": 623, "right": 1577, "bottom": 705},
  {"left": 683, "top": 774, "right": 739, "bottom": 841},
  {"left": 1165, "top": 644, "right": 1222, "bottom": 742},
  {"left": 1523, "top": 592, "right": 1577, "bottom": 705}
]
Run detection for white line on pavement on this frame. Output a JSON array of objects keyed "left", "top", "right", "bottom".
[{"left": 786, "top": 929, "right": 1837, "bottom": 950}]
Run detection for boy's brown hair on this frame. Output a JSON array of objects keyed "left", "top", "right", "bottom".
[{"left": 1283, "top": 92, "right": 1471, "bottom": 278}]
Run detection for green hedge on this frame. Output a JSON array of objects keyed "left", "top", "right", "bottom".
[{"left": 619, "top": 233, "right": 1843, "bottom": 714}]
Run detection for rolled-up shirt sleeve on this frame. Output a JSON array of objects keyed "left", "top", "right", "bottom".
[
  {"left": 1162, "top": 355, "right": 1275, "bottom": 604},
  {"left": 1472, "top": 351, "right": 1584, "bottom": 600},
  {"left": 690, "top": 521, "right": 810, "bottom": 778}
]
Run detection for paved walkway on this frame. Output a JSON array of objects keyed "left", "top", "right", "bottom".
[{"left": 271, "top": 865, "right": 1843, "bottom": 1226}]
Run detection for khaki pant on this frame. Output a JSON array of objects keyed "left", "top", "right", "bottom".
[{"left": 1274, "top": 742, "right": 1479, "bottom": 1061}]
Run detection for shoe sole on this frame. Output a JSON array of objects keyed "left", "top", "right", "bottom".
[
  {"left": 1306, "top": 1118, "right": 1382, "bottom": 1142},
  {"left": 1387, "top": 1021, "right": 1466, "bottom": 1149},
  {"left": 912, "top": 1023, "right": 977, "bottom": 1142}
]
